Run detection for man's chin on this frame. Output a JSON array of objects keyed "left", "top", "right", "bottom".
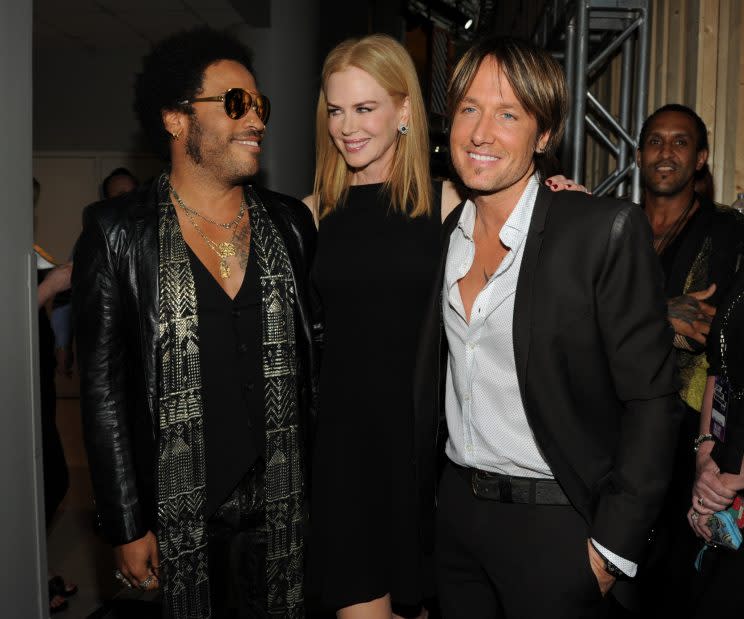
[
  {"left": 232, "top": 172, "right": 257, "bottom": 186},
  {"left": 644, "top": 180, "right": 692, "bottom": 198},
  {"left": 227, "top": 162, "right": 260, "bottom": 186},
  {"left": 461, "top": 176, "right": 507, "bottom": 196}
]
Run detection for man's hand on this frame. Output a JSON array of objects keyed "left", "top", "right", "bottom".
[
  {"left": 545, "top": 175, "right": 590, "bottom": 194},
  {"left": 668, "top": 284, "right": 717, "bottom": 345},
  {"left": 113, "top": 530, "right": 160, "bottom": 590},
  {"left": 587, "top": 540, "right": 616, "bottom": 596}
]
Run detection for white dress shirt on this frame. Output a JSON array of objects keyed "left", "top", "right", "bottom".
[
  {"left": 443, "top": 175, "right": 551, "bottom": 477},
  {"left": 442, "top": 175, "right": 636, "bottom": 577}
]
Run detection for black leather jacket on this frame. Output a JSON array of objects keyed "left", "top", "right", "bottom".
[{"left": 72, "top": 179, "right": 319, "bottom": 546}]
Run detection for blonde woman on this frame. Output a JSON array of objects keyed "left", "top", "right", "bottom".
[
  {"left": 303, "top": 34, "right": 449, "bottom": 619},
  {"left": 303, "top": 34, "right": 577, "bottom": 619}
]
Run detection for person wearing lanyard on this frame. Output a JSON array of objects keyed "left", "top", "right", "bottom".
[{"left": 688, "top": 268, "right": 744, "bottom": 616}]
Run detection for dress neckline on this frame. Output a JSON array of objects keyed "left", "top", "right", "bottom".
[{"left": 349, "top": 182, "right": 385, "bottom": 190}]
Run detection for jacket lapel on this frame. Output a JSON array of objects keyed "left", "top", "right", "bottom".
[
  {"left": 437, "top": 201, "right": 465, "bottom": 379},
  {"left": 513, "top": 185, "right": 551, "bottom": 395},
  {"left": 438, "top": 201, "right": 465, "bottom": 300}
]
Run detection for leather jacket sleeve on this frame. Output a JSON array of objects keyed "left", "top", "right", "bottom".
[{"left": 72, "top": 205, "right": 149, "bottom": 546}]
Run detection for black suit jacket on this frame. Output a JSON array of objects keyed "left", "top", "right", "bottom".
[{"left": 414, "top": 186, "right": 682, "bottom": 564}]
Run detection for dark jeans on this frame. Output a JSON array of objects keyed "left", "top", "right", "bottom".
[{"left": 436, "top": 461, "right": 605, "bottom": 619}]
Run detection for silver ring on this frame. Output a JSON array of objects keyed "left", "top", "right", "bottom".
[
  {"left": 114, "top": 569, "right": 133, "bottom": 589},
  {"left": 698, "top": 496, "right": 705, "bottom": 507},
  {"left": 691, "top": 511, "right": 700, "bottom": 521},
  {"left": 139, "top": 574, "right": 156, "bottom": 590}
]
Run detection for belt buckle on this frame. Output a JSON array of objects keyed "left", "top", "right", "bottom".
[
  {"left": 471, "top": 469, "right": 513, "bottom": 503},
  {"left": 498, "top": 478, "right": 513, "bottom": 503}
]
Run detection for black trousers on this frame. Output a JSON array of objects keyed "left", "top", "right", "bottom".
[
  {"left": 207, "top": 459, "right": 268, "bottom": 619},
  {"left": 637, "top": 405, "right": 699, "bottom": 617},
  {"left": 691, "top": 541, "right": 744, "bottom": 617},
  {"left": 106, "top": 463, "right": 268, "bottom": 619},
  {"left": 436, "top": 461, "right": 604, "bottom": 619},
  {"left": 40, "top": 368, "right": 69, "bottom": 525}
]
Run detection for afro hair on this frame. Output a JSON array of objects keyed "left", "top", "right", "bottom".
[{"left": 134, "top": 27, "right": 254, "bottom": 159}]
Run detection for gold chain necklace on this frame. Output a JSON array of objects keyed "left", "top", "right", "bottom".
[
  {"left": 169, "top": 183, "right": 245, "bottom": 229},
  {"left": 169, "top": 185, "right": 247, "bottom": 279}
]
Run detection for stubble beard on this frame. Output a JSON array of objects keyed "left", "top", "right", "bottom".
[
  {"left": 642, "top": 168, "right": 694, "bottom": 198},
  {"left": 184, "top": 115, "right": 258, "bottom": 186},
  {"left": 456, "top": 158, "right": 535, "bottom": 198},
  {"left": 185, "top": 114, "right": 203, "bottom": 165}
]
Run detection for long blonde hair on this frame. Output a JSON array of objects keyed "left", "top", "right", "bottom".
[{"left": 313, "top": 34, "right": 432, "bottom": 219}]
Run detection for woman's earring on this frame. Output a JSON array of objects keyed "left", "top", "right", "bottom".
[
  {"left": 398, "top": 122, "right": 409, "bottom": 135},
  {"left": 171, "top": 130, "right": 181, "bottom": 141}
]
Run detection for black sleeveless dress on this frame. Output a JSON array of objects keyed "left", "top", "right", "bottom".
[{"left": 309, "top": 183, "right": 442, "bottom": 611}]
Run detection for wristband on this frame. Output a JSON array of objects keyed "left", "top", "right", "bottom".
[{"left": 693, "top": 433, "right": 714, "bottom": 453}]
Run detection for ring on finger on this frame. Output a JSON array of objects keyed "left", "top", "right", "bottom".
[
  {"left": 691, "top": 511, "right": 700, "bottom": 521},
  {"left": 139, "top": 574, "right": 157, "bottom": 590},
  {"left": 114, "top": 569, "right": 133, "bottom": 589},
  {"left": 697, "top": 496, "right": 704, "bottom": 507}
]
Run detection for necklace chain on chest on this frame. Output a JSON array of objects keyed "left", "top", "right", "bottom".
[
  {"left": 652, "top": 192, "right": 697, "bottom": 255},
  {"left": 169, "top": 182, "right": 245, "bottom": 229},
  {"left": 168, "top": 180, "right": 249, "bottom": 279}
]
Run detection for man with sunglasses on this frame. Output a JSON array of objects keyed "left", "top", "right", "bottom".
[{"left": 73, "top": 28, "right": 318, "bottom": 618}]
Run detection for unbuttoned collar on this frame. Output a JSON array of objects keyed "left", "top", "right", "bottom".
[
  {"left": 455, "top": 174, "right": 539, "bottom": 246},
  {"left": 447, "top": 175, "right": 540, "bottom": 293}
]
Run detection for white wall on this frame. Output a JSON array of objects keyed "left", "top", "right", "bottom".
[
  {"left": 32, "top": 151, "right": 162, "bottom": 261},
  {"left": 231, "top": 0, "right": 319, "bottom": 199},
  {"left": 1, "top": 0, "right": 47, "bottom": 616}
]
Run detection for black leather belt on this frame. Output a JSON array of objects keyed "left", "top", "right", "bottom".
[{"left": 451, "top": 461, "right": 571, "bottom": 505}]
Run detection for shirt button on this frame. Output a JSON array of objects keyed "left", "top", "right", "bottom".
[
  {"left": 238, "top": 343, "right": 249, "bottom": 353},
  {"left": 244, "top": 382, "right": 255, "bottom": 392},
  {"left": 468, "top": 342, "right": 476, "bottom": 350},
  {"left": 232, "top": 309, "right": 241, "bottom": 318},
  {"left": 463, "top": 394, "right": 470, "bottom": 402}
]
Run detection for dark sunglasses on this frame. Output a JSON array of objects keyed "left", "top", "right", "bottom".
[{"left": 179, "top": 88, "right": 271, "bottom": 124}]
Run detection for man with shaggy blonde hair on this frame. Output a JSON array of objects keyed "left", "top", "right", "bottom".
[{"left": 414, "top": 36, "right": 681, "bottom": 618}]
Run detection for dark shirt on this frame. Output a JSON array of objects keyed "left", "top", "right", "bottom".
[
  {"left": 708, "top": 268, "right": 744, "bottom": 474},
  {"left": 647, "top": 195, "right": 744, "bottom": 411},
  {"left": 656, "top": 195, "right": 741, "bottom": 304},
  {"left": 187, "top": 242, "right": 265, "bottom": 517}
]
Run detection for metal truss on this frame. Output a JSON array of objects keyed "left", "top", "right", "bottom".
[
  {"left": 407, "top": 0, "right": 482, "bottom": 37},
  {"left": 534, "top": 0, "right": 650, "bottom": 202}
]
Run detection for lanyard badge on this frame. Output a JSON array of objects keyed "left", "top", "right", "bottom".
[{"left": 712, "top": 375, "right": 730, "bottom": 442}]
